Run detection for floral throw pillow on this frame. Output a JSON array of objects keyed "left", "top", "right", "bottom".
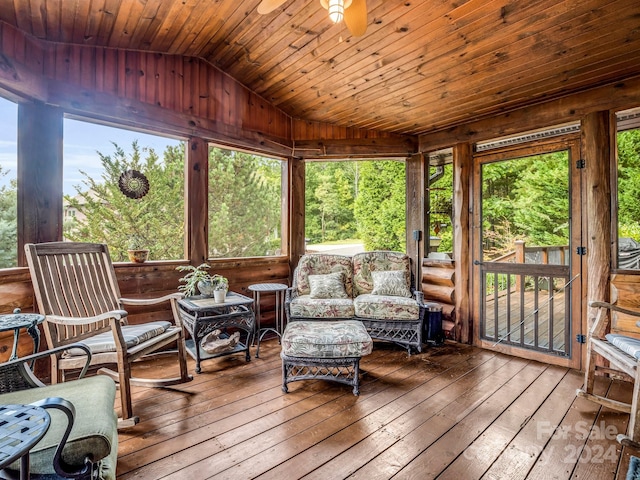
[
  {"left": 308, "top": 272, "right": 349, "bottom": 299},
  {"left": 371, "top": 270, "right": 412, "bottom": 298}
]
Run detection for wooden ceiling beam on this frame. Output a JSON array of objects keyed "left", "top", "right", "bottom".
[
  {"left": 0, "top": 51, "right": 48, "bottom": 101},
  {"left": 47, "top": 78, "right": 294, "bottom": 158},
  {"left": 292, "top": 137, "right": 418, "bottom": 159},
  {"left": 418, "top": 74, "right": 640, "bottom": 152}
]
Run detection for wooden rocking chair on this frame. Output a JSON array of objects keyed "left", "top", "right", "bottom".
[
  {"left": 577, "top": 300, "right": 640, "bottom": 447},
  {"left": 25, "top": 242, "right": 192, "bottom": 428}
]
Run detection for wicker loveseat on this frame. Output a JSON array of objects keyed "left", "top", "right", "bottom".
[{"left": 285, "top": 251, "right": 426, "bottom": 354}]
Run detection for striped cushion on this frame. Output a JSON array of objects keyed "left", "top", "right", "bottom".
[
  {"left": 606, "top": 333, "right": 640, "bottom": 360},
  {"left": 65, "top": 321, "right": 172, "bottom": 356}
]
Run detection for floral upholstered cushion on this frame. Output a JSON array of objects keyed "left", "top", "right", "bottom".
[
  {"left": 371, "top": 270, "right": 412, "bottom": 298},
  {"left": 352, "top": 251, "right": 412, "bottom": 296},
  {"left": 295, "top": 254, "right": 353, "bottom": 297},
  {"left": 309, "top": 272, "right": 349, "bottom": 299},
  {"left": 290, "top": 295, "right": 355, "bottom": 319},
  {"left": 281, "top": 320, "right": 373, "bottom": 358},
  {"left": 354, "top": 294, "right": 420, "bottom": 321}
]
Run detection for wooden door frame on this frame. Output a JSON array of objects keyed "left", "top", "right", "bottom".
[{"left": 471, "top": 136, "right": 584, "bottom": 369}]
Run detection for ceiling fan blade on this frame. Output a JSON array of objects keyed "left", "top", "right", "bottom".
[
  {"left": 257, "top": 0, "right": 288, "bottom": 15},
  {"left": 344, "top": 0, "right": 367, "bottom": 37}
]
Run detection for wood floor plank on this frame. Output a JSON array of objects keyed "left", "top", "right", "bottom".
[
  {"left": 345, "top": 360, "right": 547, "bottom": 480},
  {"left": 202, "top": 351, "right": 494, "bottom": 479},
  {"left": 571, "top": 378, "right": 632, "bottom": 479},
  {"left": 442, "top": 368, "right": 582, "bottom": 479},
  {"left": 296, "top": 355, "right": 532, "bottom": 480},
  {"left": 118, "top": 342, "right": 451, "bottom": 478},
  {"left": 118, "top": 348, "right": 392, "bottom": 475},
  {"left": 106, "top": 340, "right": 632, "bottom": 480},
  {"left": 525, "top": 374, "right": 613, "bottom": 480},
  {"left": 390, "top": 362, "right": 566, "bottom": 478}
]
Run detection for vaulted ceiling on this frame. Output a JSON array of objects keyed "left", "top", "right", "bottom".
[{"left": 2, "top": 0, "right": 640, "bottom": 136}]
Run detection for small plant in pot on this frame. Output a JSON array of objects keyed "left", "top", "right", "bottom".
[
  {"left": 127, "top": 234, "right": 149, "bottom": 263},
  {"left": 177, "top": 263, "right": 229, "bottom": 301}
]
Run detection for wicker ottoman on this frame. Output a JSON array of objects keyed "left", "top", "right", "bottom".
[{"left": 281, "top": 320, "right": 373, "bottom": 396}]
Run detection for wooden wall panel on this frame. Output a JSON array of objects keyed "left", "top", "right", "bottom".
[
  {"left": 611, "top": 274, "right": 640, "bottom": 337},
  {"left": 0, "top": 22, "right": 292, "bottom": 141},
  {"left": 40, "top": 45, "right": 290, "bottom": 139}
]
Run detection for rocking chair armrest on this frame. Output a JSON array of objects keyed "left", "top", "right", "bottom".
[
  {"left": 589, "top": 301, "right": 640, "bottom": 318},
  {"left": 413, "top": 290, "right": 425, "bottom": 304},
  {"left": 120, "top": 292, "right": 184, "bottom": 306},
  {"left": 46, "top": 311, "right": 128, "bottom": 326}
]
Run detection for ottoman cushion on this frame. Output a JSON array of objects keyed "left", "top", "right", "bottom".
[{"left": 282, "top": 320, "right": 373, "bottom": 358}]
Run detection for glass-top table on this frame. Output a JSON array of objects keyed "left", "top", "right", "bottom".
[{"left": 177, "top": 292, "right": 255, "bottom": 373}]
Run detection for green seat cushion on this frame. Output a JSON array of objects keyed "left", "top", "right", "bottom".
[{"left": 0, "top": 375, "right": 117, "bottom": 480}]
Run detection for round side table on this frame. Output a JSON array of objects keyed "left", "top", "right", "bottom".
[
  {"left": 0, "top": 311, "right": 45, "bottom": 362},
  {"left": 248, "top": 283, "right": 288, "bottom": 358},
  {"left": 0, "top": 403, "right": 51, "bottom": 480}
]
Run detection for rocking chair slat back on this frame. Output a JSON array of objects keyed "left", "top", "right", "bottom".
[
  {"left": 25, "top": 243, "right": 120, "bottom": 345},
  {"left": 24, "top": 241, "right": 192, "bottom": 426}
]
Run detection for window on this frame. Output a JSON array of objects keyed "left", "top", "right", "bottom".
[
  {"left": 617, "top": 122, "right": 640, "bottom": 270},
  {"left": 63, "top": 118, "right": 186, "bottom": 262},
  {"left": 305, "top": 160, "right": 406, "bottom": 253},
  {"left": 427, "top": 151, "right": 453, "bottom": 257},
  {"left": 208, "top": 146, "right": 284, "bottom": 258},
  {"left": 0, "top": 97, "right": 18, "bottom": 268}
]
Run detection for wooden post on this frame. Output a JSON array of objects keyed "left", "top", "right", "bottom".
[
  {"left": 582, "top": 111, "right": 612, "bottom": 324},
  {"left": 185, "top": 137, "right": 208, "bottom": 265},
  {"left": 406, "top": 153, "right": 426, "bottom": 288},
  {"left": 453, "top": 142, "right": 472, "bottom": 343},
  {"left": 515, "top": 240, "right": 525, "bottom": 293},
  {"left": 289, "top": 158, "right": 305, "bottom": 277},
  {"left": 17, "top": 102, "right": 63, "bottom": 266}
]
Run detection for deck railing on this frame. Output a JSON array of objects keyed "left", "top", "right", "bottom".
[{"left": 481, "top": 241, "right": 571, "bottom": 356}]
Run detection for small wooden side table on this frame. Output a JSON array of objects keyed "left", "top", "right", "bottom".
[
  {"left": 0, "top": 403, "right": 50, "bottom": 480},
  {"left": 248, "top": 283, "right": 288, "bottom": 358}
]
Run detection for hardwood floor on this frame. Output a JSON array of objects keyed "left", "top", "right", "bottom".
[{"left": 117, "top": 339, "right": 637, "bottom": 479}]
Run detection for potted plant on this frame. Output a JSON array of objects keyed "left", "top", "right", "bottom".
[
  {"left": 127, "top": 234, "right": 149, "bottom": 263},
  {"left": 177, "top": 263, "right": 229, "bottom": 301}
]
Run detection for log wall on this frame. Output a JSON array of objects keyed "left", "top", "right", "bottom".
[{"left": 421, "top": 257, "right": 456, "bottom": 337}]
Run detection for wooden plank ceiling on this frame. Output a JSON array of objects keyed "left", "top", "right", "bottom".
[{"left": 2, "top": 0, "right": 640, "bottom": 136}]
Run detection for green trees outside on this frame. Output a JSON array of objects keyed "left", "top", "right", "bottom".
[
  {"left": 64, "top": 141, "right": 185, "bottom": 261},
  {"left": 480, "top": 151, "right": 569, "bottom": 259},
  {"left": 618, "top": 129, "right": 640, "bottom": 240},
  {"left": 305, "top": 160, "right": 407, "bottom": 251},
  {"left": 2, "top": 130, "right": 639, "bottom": 268},
  {"left": 64, "top": 143, "right": 283, "bottom": 261},
  {"left": 0, "top": 166, "right": 17, "bottom": 267},
  {"left": 207, "top": 148, "right": 282, "bottom": 258},
  {"left": 305, "top": 162, "right": 358, "bottom": 243},
  {"left": 354, "top": 161, "right": 407, "bottom": 251}
]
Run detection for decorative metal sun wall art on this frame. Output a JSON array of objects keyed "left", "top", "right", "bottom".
[{"left": 118, "top": 169, "right": 150, "bottom": 199}]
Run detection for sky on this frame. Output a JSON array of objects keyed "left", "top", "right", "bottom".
[{"left": 0, "top": 95, "right": 183, "bottom": 196}]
